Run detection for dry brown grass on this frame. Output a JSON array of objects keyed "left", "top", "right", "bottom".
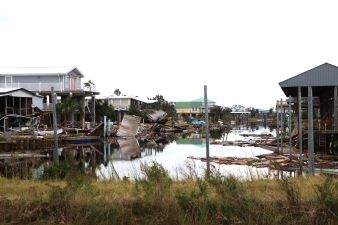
[{"left": 0, "top": 171, "right": 337, "bottom": 225}]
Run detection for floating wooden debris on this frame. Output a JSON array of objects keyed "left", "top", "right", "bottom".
[
  {"left": 0, "top": 153, "right": 49, "bottom": 159},
  {"left": 187, "top": 153, "right": 338, "bottom": 170}
]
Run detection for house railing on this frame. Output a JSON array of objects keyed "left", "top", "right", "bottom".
[
  {"left": 82, "top": 85, "right": 96, "bottom": 92},
  {"left": 0, "top": 82, "right": 84, "bottom": 92}
]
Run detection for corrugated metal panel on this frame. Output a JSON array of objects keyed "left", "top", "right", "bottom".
[
  {"left": 116, "top": 115, "right": 141, "bottom": 137},
  {"left": 279, "top": 63, "right": 338, "bottom": 87}
]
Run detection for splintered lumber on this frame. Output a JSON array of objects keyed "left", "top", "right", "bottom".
[
  {"left": 87, "top": 122, "right": 104, "bottom": 136},
  {"left": 187, "top": 153, "right": 338, "bottom": 170}
]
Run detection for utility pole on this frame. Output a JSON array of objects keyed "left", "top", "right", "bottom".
[
  {"left": 51, "top": 87, "right": 59, "bottom": 164},
  {"left": 204, "top": 85, "right": 210, "bottom": 178}
]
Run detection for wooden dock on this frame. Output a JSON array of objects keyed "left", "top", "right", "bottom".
[{"left": 0, "top": 137, "right": 59, "bottom": 152}]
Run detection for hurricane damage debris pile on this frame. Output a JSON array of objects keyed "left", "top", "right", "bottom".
[
  {"left": 117, "top": 115, "right": 141, "bottom": 137},
  {"left": 187, "top": 153, "right": 338, "bottom": 170},
  {"left": 136, "top": 110, "right": 188, "bottom": 136}
]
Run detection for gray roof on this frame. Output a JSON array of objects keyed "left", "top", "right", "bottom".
[
  {"left": 0, "top": 88, "right": 43, "bottom": 98},
  {"left": 0, "top": 66, "right": 84, "bottom": 77},
  {"left": 279, "top": 63, "right": 338, "bottom": 87}
]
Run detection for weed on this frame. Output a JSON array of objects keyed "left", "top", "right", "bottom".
[
  {"left": 315, "top": 176, "right": 338, "bottom": 219},
  {"left": 43, "top": 156, "right": 83, "bottom": 179},
  {"left": 279, "top": 178, "right": 301, "bottom": 206}
]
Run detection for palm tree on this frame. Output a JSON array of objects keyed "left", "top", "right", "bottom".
[
  {"left": 83, "top": 80, "right": 95, "bottom": 91},
  {"left": 56, "top": 97, "right": 83, "bottom": 126},
  {"left": 114, "top": 89, "right": 121, "bottom": 96}
]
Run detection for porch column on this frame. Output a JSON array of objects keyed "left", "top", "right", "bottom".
[
  {"left": 288, "top": 96, "right": 293, "bottom": 160},
  {"left": 81, "top": 98, "right": 86, "bottom": 129},
  {"left": 298, "top": 87, "right": 303, "bottom": 169},
  {"left": 334, "top": 86, "right": 338, "bottom": 130},
  {"left": 19, "top": 97, "right": 21, "bottom": 115},
  {"left": 308, "top": 86, "right": 314, "bottom": 174},
  {"left": 5, "top": 96, "right": 7, "bottom": 115}
]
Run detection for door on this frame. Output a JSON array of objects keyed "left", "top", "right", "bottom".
[{"left": 69, "top": 77, "right": 77, "bottom": 90}]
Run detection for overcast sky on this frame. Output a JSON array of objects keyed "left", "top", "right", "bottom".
[{"left": 1, "top": 0, "right": 338, "bottom": 109}]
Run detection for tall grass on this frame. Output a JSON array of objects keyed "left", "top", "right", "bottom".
[{"left": 0, "top": 163, "right": 337, "bottom": 225}]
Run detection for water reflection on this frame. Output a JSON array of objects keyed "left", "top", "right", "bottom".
[
  {"left": 96, "top": 124, "right": 277, "bottom": 180},
  {"left": 0, "top": 124, "right": 281, "bottom": 180},
  {"left": 114, "top": 138, "right": 141, "bottom": 160}
]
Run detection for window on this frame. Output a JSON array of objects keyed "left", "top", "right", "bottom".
[{"left": 5, "top": 76, "right": 12, "bottom": 88}]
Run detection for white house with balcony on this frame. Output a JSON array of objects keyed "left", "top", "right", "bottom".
[
  {"left": 95, "top": 95, "right": 154, "bottom": 122},
  {"left": 0, "top": 67, "right": 99, "bottom": 127},
  {"left": 0, "top": 66, "right": 96, "bottom": 94}
]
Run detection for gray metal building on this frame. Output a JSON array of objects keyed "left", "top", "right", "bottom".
[{"left": 279, "top": 62, "right": 338, "bottom": 173}]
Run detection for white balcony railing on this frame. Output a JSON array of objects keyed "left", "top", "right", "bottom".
[
  {"left": 0, "top": 82, "right": 85, "bottom": 92},
  {"left": 82, "top": 85, "right": 96, "bottom": 92}
]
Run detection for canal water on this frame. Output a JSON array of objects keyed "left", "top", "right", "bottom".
[
  {"left": 1, "top": 124, "right": 281, "bottom": 180},
  {"left": 97, "top": 124, "right": 277, "bottom": 180}
]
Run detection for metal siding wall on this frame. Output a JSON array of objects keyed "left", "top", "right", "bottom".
[
  {"left": 40, "top": 76, "right": 59, "bottom": 83},
  {"left": 32, "top": 96, "right": 43, "bottom": 109},
  {"left": 65, "top": 75, "right": 69, "bottom": 89},
  {"left": 0, "top": 76, "right": 5, "bottom": 84},
  {"left": 12, "top": 76, "right": 37, "bottom": 83},
  {"left": 77, "top": 77, "right": 81, "bottom": 90}
]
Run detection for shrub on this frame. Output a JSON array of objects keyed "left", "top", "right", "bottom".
[{"left": 315, "top": 176, "right": 338, "bottom": 218}]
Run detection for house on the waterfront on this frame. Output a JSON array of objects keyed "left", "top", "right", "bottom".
[
  {"left": 0, "top": 67, "right": 99, "bottom": 127},
  {"left": 278, "top": 62, "right": 338, "bottom": 172},
  {"left": 175, "top": 97, "right": 216, "bottom": 120},
  {"left": 0, "top": 88, "right": 44, "bottom": 131},
  {"left": 107, "top": 95, "right": 147, "bottom": 111},
  {"left": 0, "top": 88, "right": 43, "bottom": 116},
  {"left": 96, "top": 95, "right": 152, "bottom": 122}
]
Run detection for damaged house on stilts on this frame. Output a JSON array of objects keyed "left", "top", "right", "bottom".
[{"left": 278, "top": 63, "right": 338, "bottom": 173}]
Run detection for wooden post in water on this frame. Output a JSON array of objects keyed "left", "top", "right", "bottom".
[
  {"left": 91, "top": 95, "right": 96, "bottom": 126},
  {"left": 51, "top": 87, "right": 59, "bottom": 164},
  {"left": 276, "top": 100, "right": 280, "bottom": 153},
  {"left": 288, "top": 96, "right": 293, "bottom": 160},
  {"left": 107, "top": 119, "right": 111, "bottom": 137},
  {"left": 280, "top": 98, "right": 284, "bottom": 154},
  {"left": 103, "top": 115, "right": 107, "bottom": 139},
  {"left": 104, "top": 139, "right": 107, "bottom": 163},
  {"left": 298, "top": 87, "right": 303, "bottom": 171},
  {"left": 308, "top": 86, "right": 314, "bottom": 174},
  {"left": 204, "top": 85, "right": 210, "bottom": 179}
]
